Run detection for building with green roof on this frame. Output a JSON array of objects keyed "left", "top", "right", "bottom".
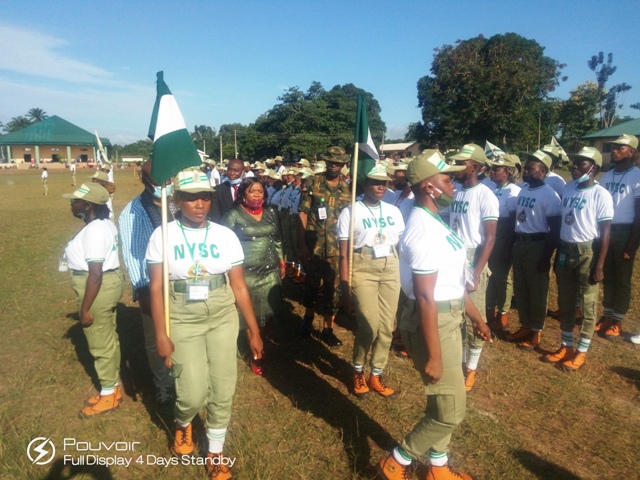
[
  {"left": 582, "top": 118, "right": 640, "bottom": 163},
  {"left": 0, "top": 116, "right": 110, "bottom": 166}
]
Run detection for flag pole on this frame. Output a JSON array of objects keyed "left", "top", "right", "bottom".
[
  {"left": 161, "top": 185, "right": 170, "bottom": 337},
  {"left": 348, "top": 146, "right": 359, "bottom": 288}
]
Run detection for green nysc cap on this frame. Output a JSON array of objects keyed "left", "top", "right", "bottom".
[
  {"left": 608, "top": 133, "right": 638, "bottom": 150},
  {"left": 173, "top": 167, "right": 214, "bottom": 193},
  {"left": 569, "top": 146, "right": 602, "bottom": 167},
  {"left": 450, "top": 143, "right": 491, "bottom": 166},
  {"left": 488, "top": 154, "right": 520, "bottom": 168},
  {"left": 526, "top": 150, "right": 553, "bottom": 170},
  {"left": 407, "top": 150, "right": 466, "bottom": 186},
  {"left": 367, "top": 163, "right": 392, "bottom": 181},
  {"left": 63, "top": 183, "right": 110, "bottom": 205}
]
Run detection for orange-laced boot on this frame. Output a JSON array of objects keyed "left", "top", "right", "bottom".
[
  {"left": 506, "top": 326, "right": 531, "bottom": 342},
  {"left": 561, "top": 351, "right": 587, "bottom": 371},
  {"left": 353, "top": 371, "right": 370, "bottom": 399},
  {"left": 542, "top": 345, "right": 574, "bottom": 363},
  {"left": 79, "top": 392, "right": 119, "bottom": 419},
  {"left": 368, "top": 374, "right": 397, "bottom": 399},
  {"left": 594, "top": 316, "right": 612, "bottom": 332},
  {"left": 604, "top": 320, "right": 621, "bottom": 339},
  {"left": 206, "top": 452, "right": 233, "bottom": 480},
  {"left": 85, "top": 385, "right": 123, "bottom": 407},
  {"left": 377, "top": 454, "right": 412, "bottom": 480},
  {"left": 426, "top": 462, "right": 473, "bottom": 480},
  {"left": 518, "top": 330, "right": 541, "bottom": 351},
  {"left": 464, "top": 368, "right": 476, "bottom": 392},
  {"left": 173, "top": 422, "right": 195, "bottom": 456}
]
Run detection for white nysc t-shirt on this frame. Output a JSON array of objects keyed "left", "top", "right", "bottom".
[
  {"left": 514, "top": 184, "right": 562, "bottom": 234},
  {"left": 399, "top": 206, "right": 467, "bottom": 301},
  {"left": 599, "top": 166, "right": 640, "bottom": 225},
  {"left": 146, "top": 220, "right": 244, "bottom": 281},
  {"left": 494, "top": 183, "right": 521, "bottom": 218},
  {"left": 337, "top": 201, "right": 405, "bottom": 250},
  {"left": 559, "top": 181, "right": 614, "bottom": 243},
  {"left": 65, "top": 219, "right": 120, "bottom": 271},
  {"left": 449, "top": 184, "right": 499, "bottom": 249}
]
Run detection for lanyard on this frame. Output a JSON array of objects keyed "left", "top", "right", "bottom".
[
  {"left": 611, "top": 167, "right": 631, "bottom": 195},
  {"left": 178, "top": 220, "right": 209, "bottom": 280},
  {"left": 416, "top": 205, "right": 465, "bottom": 245},
  {"left": 360, "top": 201, "right": 384, "bottom": 239}
]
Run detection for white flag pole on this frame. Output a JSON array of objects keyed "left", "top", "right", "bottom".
[
  {"left": 161, "top": 185, "right": 170, "bottom": 337},
  {"left": 348, "top": 146, "right": 359, "bottom": 288}
]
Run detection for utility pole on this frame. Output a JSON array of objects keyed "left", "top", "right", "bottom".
[
  {"left": 537, "top": 112, "right": 541, "bottom": 149},
  {"left": 219, "top": 135, "right": 223, "bottom": 163},
  {"left": 234, "top": 130, "right": 238, "bottom": 159}
]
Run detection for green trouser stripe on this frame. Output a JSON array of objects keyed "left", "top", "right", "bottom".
[
  {"left": 71, "top": 270, "right": 124, "bottom": 389},
  {"left": 351, "top": 250, "right": 400, "bottom": 370}
]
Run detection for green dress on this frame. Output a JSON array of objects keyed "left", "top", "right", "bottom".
[{"left": 221, "top": 205, "right": 283, "bottom": 327}]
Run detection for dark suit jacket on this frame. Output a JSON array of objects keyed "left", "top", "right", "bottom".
[{"left": 210, "top": 182, "right": 236, "bottom": 222}]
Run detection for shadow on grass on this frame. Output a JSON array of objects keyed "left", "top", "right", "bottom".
[
  {"left": 43, "top": 460, "right": 113, "bottom": 479},
  {"left": 610, "top": 365, "right": 640, "bottom": 389},
  {"left": 64, "top": 303, "right": 174, "bottom": 445},
  {"left": 257, "top": 298, "right": 396, "bottom": 477},
  {"left": 512, "top": 450, "right": 582, "bottom": 480}
]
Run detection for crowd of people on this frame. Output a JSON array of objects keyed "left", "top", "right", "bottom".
[{"left": 60, "top": 134, "right": 640, "bottom": 480}]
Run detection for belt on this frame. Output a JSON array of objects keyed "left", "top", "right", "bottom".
[
  {"left": 437, "top": 297, "right": 465, "bottom": 313},
  {"left": 172, "top": 274, "right": 226, "bottom": 293},
  {"left": 560, "top": 239, "right": 593, "bottom": 250},
  {"left": 353, "top": 245, "right": 397, "bottom": 254},
  {"left": 516, "top": 232, "right": 547, "bottom": 242},
  {"left": 71, "top": 268, "right": 119, "bottom": 276}
]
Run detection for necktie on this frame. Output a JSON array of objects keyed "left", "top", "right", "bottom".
[{"left": 232, "top": 184, "right": 239, "bottom": 200}]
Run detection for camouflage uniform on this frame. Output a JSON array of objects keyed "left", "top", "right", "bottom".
[{"left": 299, "top": 148, "right": 351, "bottom": 315}]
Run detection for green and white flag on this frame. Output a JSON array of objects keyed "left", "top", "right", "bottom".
[
  {"left": 148, "top": 71, "right": 201, "bottom": 185},
  {"left": 484, "top": 140, "right": 505, "bottom": 159},
  {"left": 551, "top": 136, "right": 570, "bottom": 164},
  {"left": 351, "top": 94, "right": 379, "bottom": 186}
]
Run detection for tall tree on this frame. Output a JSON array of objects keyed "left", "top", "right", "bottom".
[
  {"left": 26, "top": 108, "right": 48, "bottom": 123},
  {"left": 558, "top": 81, "right": 601, "bottom": 149},
  {"left": 190, "top": 125, "right": 217, "bottom": 157},
  {"left": 5, "top": 116, "right": 31, "bottom": 132},
  {"left": 416, "top": 33, "right": 565, "bottom": 151},
  {"left": 588, "top": 52, "right": 633, "bottom": 129}
]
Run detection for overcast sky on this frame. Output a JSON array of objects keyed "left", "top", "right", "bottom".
[{"left": 1, "top": 0, "right": 638, "bottom": 146}]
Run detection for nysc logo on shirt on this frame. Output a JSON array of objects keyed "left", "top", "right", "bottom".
[
  {"left": 174, "top": 243, "right": 220, "bottom": 261},
  {"left": 450, "top": 200, "right": 469, "bottom": 214},
  {"left": 517, "top": 196, "right": 536, "bottom": 209},
  {"left": 562, "top": 196, "right": 587, "bottom": 210},
  {"left": 605, "top": 182, "right": 626, "bottom": 195},
  {"left": 362, "top": 217, "right": 396, "bottom": 229}
]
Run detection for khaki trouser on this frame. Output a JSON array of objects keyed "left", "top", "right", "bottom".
[
  {"left": 141, "top": 312, "right": 174, "bottom": 390},
  {"left": 512, "top": 237, "right": 549, "bottom": 330},
  {"left": 42, "top": 178, "right": 48, "bottom": 195},
  {"left": 169, "top": 280, "right": 239, "bottom": 429},
  {"left": 399, "top": 298, "right": 466, "bottom": 458},
  {"left": 280, "top": 210, "right": 294, "bottom": 262},
  {"left": 555, "top": 240, "right": 598, "bottom": 339},
  {"left": 351, "top": 247, "right": 401, "bottom": 370},
  {"left": 603, "top": 224, "right": 634, "bottom": 316},
  {"left": 486, "top": 219, "right": 514, "bottom": 313},
  {"left": 71, "top": 270, "right": 125, "bottom": 389},
  {"left": 464, "top": 248, "right": 489, "bottom": 350}
]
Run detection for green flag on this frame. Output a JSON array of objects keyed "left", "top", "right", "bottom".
[
  {"left": 350, "top": 94, "right": 379, "bottom": 186},
  {"left": 148, "top": 71, "right": 201, "bottom": 184}
]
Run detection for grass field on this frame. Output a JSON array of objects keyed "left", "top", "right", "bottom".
[{"left": 1, "top": 168, "right": 639, "bottom": 480}]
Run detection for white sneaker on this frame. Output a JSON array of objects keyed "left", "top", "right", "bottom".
[{"left": 631, "top": 334, "right": 640, "bottom": 345}]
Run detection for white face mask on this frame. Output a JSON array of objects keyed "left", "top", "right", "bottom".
[
  {"left": 576, "top": 166, "right": 594, "bottom": 184},
  {"left": 152, "top": 184, "right": 173, "bottom": 198}
]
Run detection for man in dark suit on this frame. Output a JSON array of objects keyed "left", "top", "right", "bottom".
[{"left": 210, "top": 159, "right": 244, "bottom": 222}]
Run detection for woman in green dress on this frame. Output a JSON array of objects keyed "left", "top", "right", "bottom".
[{"left": 222, "top": 177, "right": 285, "bottom": 375}]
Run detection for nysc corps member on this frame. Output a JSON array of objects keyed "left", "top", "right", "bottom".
[
  {"left": 543, "top": 147, "right": 613, "bottom": 371},
  {"left": 377, "top": 150, "right": 491, "bottom": 480},
  {"left": 338, "top": 164, "right": 405, "bottom": 400},
  {"left": 63, "top": 183, "right": 125, "bottom": 418},
  {"left": 146, "top": 168, "right": 263, "bottom": 480}
]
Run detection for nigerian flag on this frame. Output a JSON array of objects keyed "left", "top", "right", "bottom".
[
  {"left": 148, "top": 71, "right": 201, "bottom": 184},
  {"left": 350, "top": 94, "right": 379, "bottom": 186}
]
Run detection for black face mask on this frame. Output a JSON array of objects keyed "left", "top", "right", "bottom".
[{"left": 325, "top": 169, "right": 340, "bottom": 180}]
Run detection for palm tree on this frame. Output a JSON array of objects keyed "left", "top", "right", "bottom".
[
  {"left": 6, "top": 116, "right": 32, "bottom": 132},
  {"left": 27, "top": 108, "right": 48, "bottom": 123}
]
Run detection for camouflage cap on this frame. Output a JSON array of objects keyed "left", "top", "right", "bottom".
[
  {"left": 320, "top": 146, "right": 350, "bottom": 164},
  {"left": 608, "top": 133, "right": 638, "bottom": 149},
  {"left": 569, "top": 146, "right": 603, "bottom": 167},
  {"left": 450, "top": 143, "right": 490, "bottom": 165},
  {"left": 63, "top": 183, "right": 110, "bottom": 205},
  {"left": 526, "top": 150, "right": 553, "bottom": 170},
  {"left": 407, "top": 150, "right": 466, "bottom": 186}
]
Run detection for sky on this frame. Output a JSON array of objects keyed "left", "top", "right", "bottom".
[{"left": 1, "top": 0, "right": 639, "bottom": 146}]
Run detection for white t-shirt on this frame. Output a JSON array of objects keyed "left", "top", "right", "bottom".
[
  {"left": 393, "top": 190, "right": 415, "bottom": 224},
  {"left": 41, "top": 170, "right": 48, "bottom": 180},
  {"left": 209, "top": 168, "right": 221, "bottom": 187},
  {"left": 337, "top": 201, "right": 405, "bottom": 249},
  {"left": 599, "top": 166, "right": 640, "bottom": 224},
  {"left": 480, "top": 176, "right": 496, "bottom": 190},
  {"left": 275, "top": 165, "right": 285, "bottom": 174},
  {"left": 494, "top": 183, "right": 521, "bottom": 218},
  {"left": 382, "top": 189, "right": 397, "bottom": 205},
  {"left": 400, "top": 206, "right": 467, "bottom": 301},
  {"left": 449, "top": 184, "right": 499, "bottom": 249},
  {"left": 515, "top": 184, "right": 562, "bottom": 234},
  {"left": 560, "top": 181, "right": 614, "bottom": 243},
  {"left": 546, "top": 171, "right": 566, "bottom": 197},
  {"left": 243, "top": 170, "right": 255, "bottom": 178},
  {"left": 70, "top": 163, "right": 76, "bottom": 172},
  {"left": 65, "top": 219, "right": 120, "bottom": 271},
  {"left": 146, "top": 220, "right": 244, "bottom": 280}
]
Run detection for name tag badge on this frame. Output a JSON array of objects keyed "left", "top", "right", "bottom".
[
  {"left": 318, "top": 206, "right": 327, "bottom": 220},
  {"left": 373, "top": 244, "right": 391, "bottom": 258},
  {"left": 187, "top": 281, "right": 210, "bottom": 301}
]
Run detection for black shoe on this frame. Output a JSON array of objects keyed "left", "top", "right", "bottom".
[
  {"left": 321, "top": 328, "right": 342, "bottom": 347},
  {"left": 298, "top": 317, "right": 314, "bottom": 338}
]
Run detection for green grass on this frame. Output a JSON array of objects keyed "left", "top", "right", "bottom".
[{"left": 0, "top": 168, "right": 639, "bottom": 479}]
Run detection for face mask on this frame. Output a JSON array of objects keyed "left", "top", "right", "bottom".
[
  {"left": 244, "top": 198, "right": 264, "bottom": 209},
  {"left": 75, "top": 212, "right": 86, "bottom": 221},
  {"left": 151, "top": 184, "right": 173, "bottom": 198},
  {"left": 428, "top": 184, "right": 454, "bottom": 210},
  {"left": 576, "top": 166, "right": 594, "bottom": 184},
  {"left": 228, "top": 177, "right": 242, "bottom": 185}
]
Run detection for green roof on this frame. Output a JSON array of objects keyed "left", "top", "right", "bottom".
[
  {"left": 582, "top": 118, "right": 640, "bottom": 139},
  {"left": 0, "top": 116, "right": 110, "bottom": 146}
]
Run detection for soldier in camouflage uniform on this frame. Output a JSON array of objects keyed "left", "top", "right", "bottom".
[{"left": 298, "top": 146, "right": 352, "bottom": 346}]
